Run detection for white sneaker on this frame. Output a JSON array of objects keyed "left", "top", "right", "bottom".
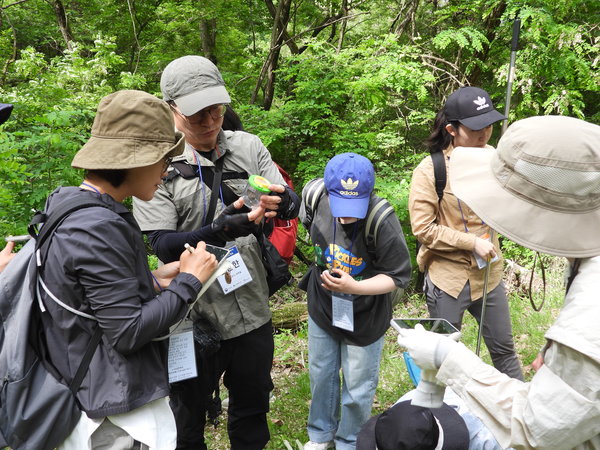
[{"left": 304, "top": 441, "right": 334, "bottom": 450}]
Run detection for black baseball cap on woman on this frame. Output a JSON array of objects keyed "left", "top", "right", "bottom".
[{"left": 444, "top": 87, "right": 506, "bottom": 131}]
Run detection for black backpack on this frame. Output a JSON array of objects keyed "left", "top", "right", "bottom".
[{"left": 0, "top": 196, "right": 115, "bottom": 450}]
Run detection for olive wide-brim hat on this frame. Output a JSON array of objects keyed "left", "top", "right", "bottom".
[
  {"left": 449, "top": 115, "right": 600, "bottom": 258},
  {"left": 72, "top": 90, "right": 184, "bottom": 170}
]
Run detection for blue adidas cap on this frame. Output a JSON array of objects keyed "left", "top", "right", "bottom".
[{"left": 324, "top": 152, "right": 375, "bottom": 219}]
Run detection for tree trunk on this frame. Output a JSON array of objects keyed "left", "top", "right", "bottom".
[
  {"left": 0, "top": 8, "right": 18, "bottom": 84},
  {"left": 263, "top": 0, "right": 299, "bottom": 54},
  {"left": 48, "top": 0, "right": 73, "bottom": 51},
  {"left": 391, "top": 0, "right": 420, "bottom": 38},
  {"left": 200, "top": 18, "right": 218, "bottom": 64},
  {"left": 271, "top": 302, "right": 308, "bottom": 330},
  {"left": 336, "top": 0, "right": 349, "bottom": 53},
  {"left": 251, "top": 0, "right": 292, "bottom": 108},
  {"left": 468, "top": 2, "right": 507, "bottom": 86}
]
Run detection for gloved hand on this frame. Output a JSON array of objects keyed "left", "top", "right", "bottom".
[
  {"left": 211, "top": 203, "right": 259, "bottom": 242},
  {"left": 260, "top": 185, "right": 300, "bottom": 219},
  {"left": 274, "top": 186, "right": 294, "bottom": 218},
  {"left": 397, "top": 324, "right": 461, "bottom": 370}
]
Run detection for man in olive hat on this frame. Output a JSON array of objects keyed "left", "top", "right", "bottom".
[
  {"left": 133, "top": 56, "right": 300, "bottom": 450},
  {"left": 398, "top": 116, "right": 600, "bottom": 449},
  {"left": 40, "top": 90, "right": 220, "bottom": 449}
]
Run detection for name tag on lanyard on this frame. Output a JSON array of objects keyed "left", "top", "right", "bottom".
[
  {"left": 167, "top": 319, "right": 197, "bottom": 383},
  {"left": 332, "top": 292, "right": 355, "bottom": 332},
  {"left": 329, "top": 219, "right": 358, "bottom": 332},
  {"left": 217, "top": 245, "right": 253, "bottom": 294}
]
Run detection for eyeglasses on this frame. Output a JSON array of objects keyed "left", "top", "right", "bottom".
[
  {"left": 162, "top": 156, "right": 172, "bottom": 173},
  {"left": 170, "top": 103, "right": 227, "bottom": 121}
]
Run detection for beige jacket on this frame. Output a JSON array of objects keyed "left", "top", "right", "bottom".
[
  {"left": 408, "top": 145, "right": 503, "bottom": 299},
  {"left": 438, "top": 257, "right": 600, "bottom": 449}
]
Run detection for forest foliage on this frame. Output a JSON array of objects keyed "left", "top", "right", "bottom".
[{"left": 0, "top": 0, "right": 598, "bottom": 244}]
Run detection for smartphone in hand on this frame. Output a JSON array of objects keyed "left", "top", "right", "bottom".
[{"left": 390, "top": 318, "right": 459, "bottom": 335}]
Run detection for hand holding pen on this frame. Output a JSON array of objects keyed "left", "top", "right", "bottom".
[{"left": 180, "top": 241, "right": 218, "bottom": 284}]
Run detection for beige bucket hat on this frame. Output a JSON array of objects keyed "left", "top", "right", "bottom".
[
  {"left": 449, "top": 115, "right": 600, "bottom": 258},
  {"left": 72, "top": 90, "right": 184, "bottom": 170}
]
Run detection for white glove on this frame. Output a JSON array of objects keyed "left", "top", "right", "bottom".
[
  {"left": 411, "top": 368, "right": 446, "bottom": 408},
  {"left": 397, "top": 324, "right": 461, "bottom": 370}
]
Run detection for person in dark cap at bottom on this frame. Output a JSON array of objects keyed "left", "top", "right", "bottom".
[
  {"left": 356, "top": 400, "right": 469, "bottom": 450},
  {"left": 0, "top": 102, "right": 12, "bottom": 124},
  {"left": 357, "top": 384, "right": 507, "bottom": 450}
]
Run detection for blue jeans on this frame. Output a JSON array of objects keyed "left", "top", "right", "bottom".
[{"left": 307, "top": 317, "right": 384, "bottom": 450}]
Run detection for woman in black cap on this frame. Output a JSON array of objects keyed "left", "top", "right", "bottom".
[{"left": 408, "top": 86, "right": 523, "bottom": 380}]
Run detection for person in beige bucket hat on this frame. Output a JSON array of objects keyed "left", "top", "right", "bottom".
[
  {"left": 37, "top": 90, "right": 220, "bottom": 449},
  {"left": 398, "top": 115, "right": 600, "bottom": 449}
]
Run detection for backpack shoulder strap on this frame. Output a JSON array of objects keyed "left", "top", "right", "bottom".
[
  {"left": 163, "top": 160, "right": 197, "bottom": 182},
  {"left": 29, "top": 195, "right": 117, "bottom": 319},
  {"left": 430, "top": 151, "right": 446, "bottom": 202},
  {"left": 28, "top": 195, "right": 113, "bottom": 393},
  {"left": 70, "top": 326, "right": 103, "bottom": 393},
  {"left": 365, "top": 196, "right": 395, "bottom": 260},
  {"left": 163, "top": 160, "right": 248, "bottom": 207},
  {"left": 30, "top": 196, "right": 113, "bottom": 249},
  {"left": 304, "top": 178, "right": 326, "bottom": 213},
  {"left": 165, "top": 160, "right": 249, "bottom": 184}
]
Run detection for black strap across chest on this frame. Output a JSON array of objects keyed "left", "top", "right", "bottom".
[{"left": 165, "top": 160, "right": 248, "bottom": 213}]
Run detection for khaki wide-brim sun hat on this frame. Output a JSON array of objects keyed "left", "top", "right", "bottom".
[
  {"left": 449, "top": 115, "right": 600, "bottom": 258},
  {"left": 72, "top": 90, "right": 184, "bottom": 170}
]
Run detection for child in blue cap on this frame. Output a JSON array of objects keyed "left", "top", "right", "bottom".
[{"left": 299, "top": 153, "right": 412, "bottom": 450}]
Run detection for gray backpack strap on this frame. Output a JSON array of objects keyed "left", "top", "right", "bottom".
[
  {"left": 365, "top": 197, "right": 395, "bottom": 251},
  {"left": 301, "top": 178, "right": 326, "bottom": 230},
  {"left": 365, "top": 197, "right": 403, "bottom": 305},
  {"left": 305, "top": 178, "right": 326, "bottom": 213}
]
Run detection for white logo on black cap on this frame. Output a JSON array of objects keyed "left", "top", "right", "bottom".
[{"left": 474, "top": 96, "right": 489, "bottom": 111}]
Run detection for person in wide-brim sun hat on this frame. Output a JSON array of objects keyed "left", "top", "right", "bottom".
[
  {"left": 450, "top": 115, "right": 600, "bottom": 258},
  {"left": 398, "top": 115, "right": 600, "bottom": 450}
]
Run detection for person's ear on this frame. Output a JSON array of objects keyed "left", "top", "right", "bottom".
[{"left": 445, "top": 123, "right": 457, "bottom": 137}]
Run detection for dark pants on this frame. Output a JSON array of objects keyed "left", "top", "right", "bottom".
[
  {"left": 424, "top": 275, "right": 524, "bottom": 380},
  {"left": 170, "top": 321, "right": 275, "bottom": 450}
]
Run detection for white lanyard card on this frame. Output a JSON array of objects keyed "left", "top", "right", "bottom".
[
  {"left": 167, "top": 319, "right": 197, "bottom": 383},
  {"left": 217, "top": 245, "right": 253, "bottom": 294},
  {"left": 332, "top": 292, "right": 355, "bottom": 332}
]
